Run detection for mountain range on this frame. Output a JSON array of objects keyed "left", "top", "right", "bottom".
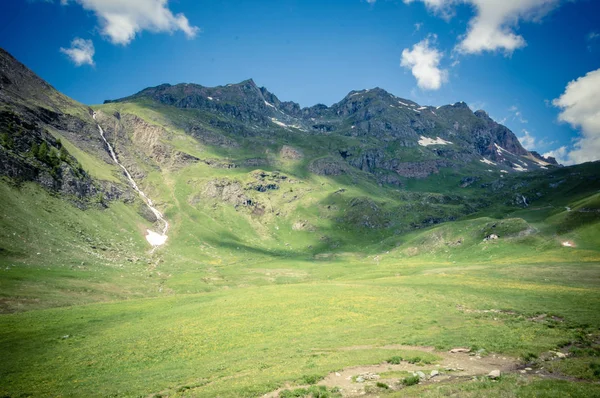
[{"left": 1, "top": 46, "right": 600, "bottom": 397}]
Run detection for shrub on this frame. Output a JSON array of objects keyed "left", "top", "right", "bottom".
[
  {"left": 402, "top": 375, "right": 420, "bottom": 386},
  {"left": 300, "top": 374, "right": 322, "bottom": 385},
  {"left": 280, "top": 386, "right": 330, "bottom": 398},
  {"left": 376, "top": 382, "right": 390, "bottom": 389},
  {"left": 590, "top": 363, "right": 600, "bottom": 378},
  {"left": 387, "top": 356, "right": 403, "bottom": 364},
  {"left": 522, "top": 352, "right": 538, "bottom": 363},
  {"left": 307, "top": 385, "right": 329, "bottom": 398},
  {"left": 280, "top": 388, "right": 307, "bottom": 398},
  {"left": 407, "top": 356, "right": 422, "bottom": 364}
]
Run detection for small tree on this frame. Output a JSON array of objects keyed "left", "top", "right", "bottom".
[
  {"left": 38, "top": 141, "right": 49, "bottom": 161},
  {"left": 0, "top": 133, "right": 13, "bottom": 149},
  {"left": 30, "top": 142, "right": 39, "bottom": 158},
  {"left": 48, "top": 148, "right": 60, "bottom": 167},
  {"left": 59, "top": 145, "right": 69, "bottom": 161}
]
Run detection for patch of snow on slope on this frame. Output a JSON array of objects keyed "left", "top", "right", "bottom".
[
  {"left": 512, "top": 164, "right": 527, "bottom": 172},
  {"left": 418, "top": 106, "right": 427, "bottom": 110},
  {"left": 271, "top": 118, "right": 287, "bottom": 127},
  {"left": 271, "top": 118, "right": 306, "bottom": 131},
  {"left": 494, "top": 143, "right": 514, "bottom": 156},
  {"left": 480, "top": 158, "right": 497, "bottom": 166},
  {"left": 146, "top": 230, "right": 168, "bottom": 246},
  {"left": 207, "top": 96, "right": 213, "bottom": 100},
  {"left": 264, "top": 101, "right": 276, "bottom": 109},
  {"left": 398, "top": 101, "right": 410, "bottom": 107},
  {"left": 418, "top": 136, "right": 452, "bottom": 146},
  {"left": 500, "top": 170, "right": 509, "bottom": 174}
]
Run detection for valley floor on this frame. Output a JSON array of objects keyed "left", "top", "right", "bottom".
[{"left": 1, "top": 247, "right": 599, "bottom": 396}]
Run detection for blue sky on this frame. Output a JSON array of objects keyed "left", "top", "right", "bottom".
[{"left": 0, "top": 0, "right": 599, "bottom": 164}]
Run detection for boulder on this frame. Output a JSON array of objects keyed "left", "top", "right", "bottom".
[{"left": 488, "top": 370, "right": 501, "bottom": 379}]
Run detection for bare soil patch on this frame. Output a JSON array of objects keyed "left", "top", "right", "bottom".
[{"left": 262, "top": 345, "right": 519, "bottom": 397}]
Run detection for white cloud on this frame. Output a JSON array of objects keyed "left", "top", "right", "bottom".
[
  {"left": 509, "top": 105, "right": 528, "bottom": 124},
  {"left": 550, "top": 68, "right": 600, "bottom": 165},
  {"left": 401, "top": 36, "right": 448, "bottom": 90},
  {"left": 518, "top": 129, "right": 536, "bottom": 150},
  {"left": 61, "top": 0, "right": 199, "bottom": 45},
  {"left": 588, "top": 31, "right": 600, "bottom": 51},
  {"left": 403, "top": 0, "right": 560, "bottom": 55},
  {"left": 60, "top": 37, "right": 95, "bottom": 66}
]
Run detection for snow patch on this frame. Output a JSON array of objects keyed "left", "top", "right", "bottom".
[
  {"left": 417, "top": 106, "right": 427, "bottom": 110},
  {"left": 398, "top": 101, "right": 410, "bottom": 107},
  {"left": 271, "top": 118, "right": 287, "bottom": 127},
  {"left": 512, "top": 164, "right": 527, "bottom": 172},
  {"left": 494, "top": 143, "right": 514, "bottom": 156},
  {"left": 480, "top": 158, "right": 497, "bottom": 166},
  {"left": 264, "top": 101, "right": 276, "bottom": 109},
  {"left": 500, "top": 170, "right": 509, "bottom": 174},
  {"left": 207, "top": 96, "right": 213, "bottom": 101},
  {"left": 418, "top": 136, "right": 452, "bottom": 146},
  {"left": 146, "top": 230, "right": 168, "bottom": 246},
  {"left": 271, "top": 118, "right": 306, "bottom": 131}
]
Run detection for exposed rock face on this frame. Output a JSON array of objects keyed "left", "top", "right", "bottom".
[
  {"left": 308, "top": 157, "right": 349, "bottom": 176},
  {"left": 531, "top": 151, "right": 559, "bottom": 165},
  {"left": 393, "top": 160, "right": 449, "bottom": 179},
  {"left": 0, "top": 49, "right": 133, "bottom": 206},
  {"left": 460, "top": 176, "right": 480, "bottom": 188},
  {"left": 280, "top": 145, "right": 303, "bottom": 160},
  {"left": 120, "top": 113, "right": 199, "bottom": 169},
  {"left": 201, "top": 179, "right": 251, "bottom": 207}
]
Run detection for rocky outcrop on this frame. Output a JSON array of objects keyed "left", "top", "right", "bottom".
[
  {"left": 308, "top": 157, "right": 349, "bottom": 176},
  {"left": 200, "top": 179, "right": 251, "bottom": 207},
  {"left": 393, "top": 160, "right": 450, "bottom": 178},
  {"left": 280, "top": 145, "right": 303, "bottom": 160}
]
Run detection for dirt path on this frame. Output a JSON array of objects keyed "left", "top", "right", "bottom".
[{"left": 262, "top": 345, "right": 518, "bottom": 397}]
